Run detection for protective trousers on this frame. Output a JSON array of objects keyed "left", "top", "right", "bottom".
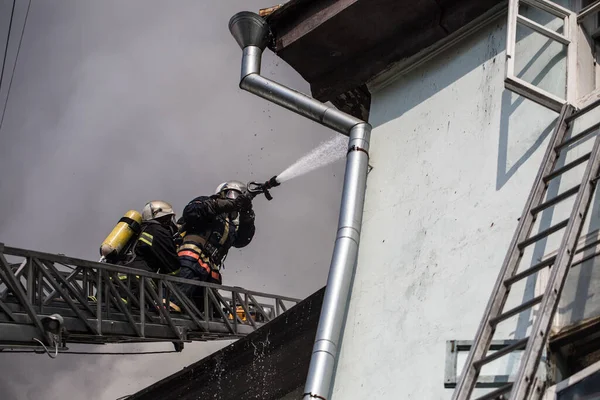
[{"left": 177, "top": 262, "right": 222, "bottom": 314}]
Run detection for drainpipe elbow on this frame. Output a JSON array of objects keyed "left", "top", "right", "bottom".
[
  {"left": 239, "top": 70, "right": 261, "bottom": 93},
  {"left": 240, "top": 46, "right": 263, "bottom": 88},
  {"left": 348, "top": 122, "right": 372, "bottom": 152}
]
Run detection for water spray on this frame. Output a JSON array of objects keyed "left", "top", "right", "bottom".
[{"left": 243, "top": 135, "right": 347, "bottom": 200}]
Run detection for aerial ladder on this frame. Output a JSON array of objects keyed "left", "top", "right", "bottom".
[
  {"left": 0, "top": 243, "right": 299, "bottom": 355},
  {"left": 452, "top": 98, "right": 600, "bottom": 400}
]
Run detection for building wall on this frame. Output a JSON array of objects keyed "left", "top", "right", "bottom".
[{"left": 331, "top": 3, "right": 600, "bottom": 399}]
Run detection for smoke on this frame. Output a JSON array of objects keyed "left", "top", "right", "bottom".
[{"left": 0, "top": 1, "right": 346, "bottom": 399}]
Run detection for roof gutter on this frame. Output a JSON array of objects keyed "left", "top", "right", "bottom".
[{"left": 229, "top": 12, "right": 371, "bottom": 400}]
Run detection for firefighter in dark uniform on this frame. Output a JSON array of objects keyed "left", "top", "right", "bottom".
[
  {"left": 130, "top": 200, "right": 185, "bottom": 352},
  {"left": 175, "top": 180, "right": 255, "bottom": 310},
  {"left": 129, "top": 200, "right": 180, "bottom": 275},
  {"left": 117, "top": 200, "right": 180, "bottom": 301}
]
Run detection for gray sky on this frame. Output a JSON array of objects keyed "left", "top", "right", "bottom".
[{"left": 0, "top": 1, "right": 345, "bottom": 398}]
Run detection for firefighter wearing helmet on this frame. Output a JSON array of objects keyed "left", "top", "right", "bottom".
[
  {"left": 99, "top": 200, "right": 182, "bottom": 311},
  {"left": 174, "top": 180, "right": 256, "bottom": 309},
  {"left": 127, "top": 200, "right": 181, "bottom": 275}
]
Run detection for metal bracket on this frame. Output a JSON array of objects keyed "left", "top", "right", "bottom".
[
  {"left": 445, "top": 340, "right": 523, "bottom": 389},
  {"left": 176, "top": 326, "right": 188, "bottom": 341}
]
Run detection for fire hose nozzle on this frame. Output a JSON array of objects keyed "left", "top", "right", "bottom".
[
  {"left": 265, "top": 176, "right": 280, "bottom": 189},
  {"left": 247, "top": 176, "right": 280, "bottom": 201}
]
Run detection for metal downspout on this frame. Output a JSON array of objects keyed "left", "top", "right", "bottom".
[{"left": 229, "top": 12, "right": 372, "bottom": 400}]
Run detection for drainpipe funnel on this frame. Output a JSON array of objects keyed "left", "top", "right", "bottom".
[{"left": 228, "top": 11, "right": 271, "bottom": 51}]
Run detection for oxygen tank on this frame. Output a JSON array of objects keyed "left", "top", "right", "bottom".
[{"left": 99, "top": 210, "right": 142, "bottom": 261}]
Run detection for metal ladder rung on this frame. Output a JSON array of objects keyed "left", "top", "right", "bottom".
[
  {"left": 504, "top": 256, "right": 556, "bottom": 287},
  {"left": 489, "top": 296, "right": 543, "bottom": 327},
  {"left": 543, "top": 153, "right": 591, "bottom": 183},
  {"left": 473, "top": 338, "right": 529, "bottom": 369},
  {"left": 530, "top": 185, "right": 580, "bottom": 215},
  {"left": 473, "top": 383, "right": 513, "bottom": 400},
  {"left": 517, "top": 219, "right": 569, "bottom": 250},
  {"left": 555, "top": 124, "right": 600, "bottom": 152}
]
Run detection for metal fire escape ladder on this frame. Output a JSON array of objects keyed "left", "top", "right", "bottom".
[
  {"left": 452, "top": 100, "right": 600, "bottom": 400},
  {"left": 0, "top": 244, "right": 300, "bottom": 351}
]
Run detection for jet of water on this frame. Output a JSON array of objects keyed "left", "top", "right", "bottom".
[{"left": 276, "top": 134, "right": 348, "bottom": 183}]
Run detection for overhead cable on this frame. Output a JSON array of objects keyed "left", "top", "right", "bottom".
[{"left": 0, "top": 0, "right": 32, "bottom": 134}]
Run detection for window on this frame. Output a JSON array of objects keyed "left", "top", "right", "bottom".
[
  {"left": 505, "top": 0, "right": 576, "bottom": 112},
  {"left": 504, "top": 0, "right": 600, "bottom": 111},
  {"left": 543, "top": 359, "right": 600, "bottom": 399}
]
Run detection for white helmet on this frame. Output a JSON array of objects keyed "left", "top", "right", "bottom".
[
  {"left": 141, "top": 200, "right": 176, "bottom": 222},
  {"left": 215, "top": 180, "right": 247, "bottom": 199}
]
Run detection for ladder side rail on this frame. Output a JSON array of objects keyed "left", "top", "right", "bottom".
[
  {"left": 510, "top": 132, "right": 600, "bottom": 399},
  {"left": 453, "top": 104, "right": 574, "bottom": 400}
]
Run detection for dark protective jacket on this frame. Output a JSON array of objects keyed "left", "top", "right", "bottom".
[
  {"left": 177, "top": 195, "right": 255, "bottom": 272},
  {"left": 126, "top": 220, "right": 180, "bottom": 274}
]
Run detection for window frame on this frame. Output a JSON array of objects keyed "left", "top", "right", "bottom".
[
  {"left": 505, "top": 0, "right": 578, "bottom": 112},
  {"left": 575, "top": 0, "right": 600, "bottom": 108},
  {"left": 578, "top": 0, "right": 600, "bottom": 22},
  {"left": 542, "top": 359, "right": 600, "bottom": 399}
]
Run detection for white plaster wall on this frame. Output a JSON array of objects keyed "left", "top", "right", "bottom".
[{"left": 330, "top": 13, "right": 595, "bottom": 400}]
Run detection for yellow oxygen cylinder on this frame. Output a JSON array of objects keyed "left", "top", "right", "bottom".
[{"left": 100, "top": 210, "right": 143, "bottom": 260}]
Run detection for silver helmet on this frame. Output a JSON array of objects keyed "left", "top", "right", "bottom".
[
  {"left": 215, "top": 180, "right": 247, "bottom": 200},
  {"left": 141, "top": 200, "right": 176, "bottom": 222}
]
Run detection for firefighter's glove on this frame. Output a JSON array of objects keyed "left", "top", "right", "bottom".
[
  {"left": 234, "top": 192, "right": 253, "bottom": 211},
  {"left": 173, "top": 234, "right": 183, "bottom": 247}
]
